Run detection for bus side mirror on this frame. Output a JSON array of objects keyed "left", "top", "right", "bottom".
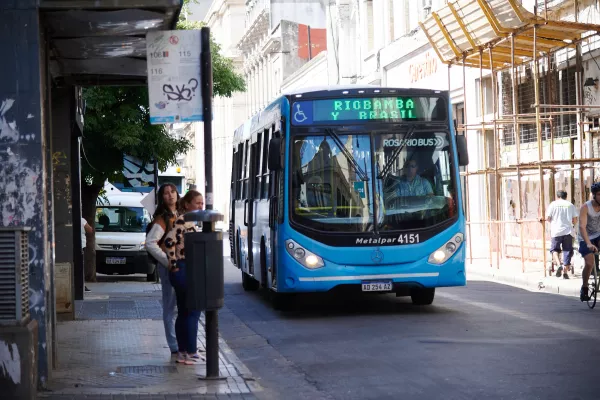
[
  {"left": 456, "top": 135, "right": 469, "bottom": 167},
  {"left": 268, "top": 138, "right": 283, "bottom": 171}
]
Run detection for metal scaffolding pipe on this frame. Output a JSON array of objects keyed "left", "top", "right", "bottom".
[
  {"left": 490, "top": 46, "right": 501, "bottom": 270},
  {"left": 511, "top": 34, "right": 526, "bottom": 272},
  {"left": 462, "top": 55, "right": 473, "bottom": 262},
  {"left": 448, "top": 0, "right": 600, "bottom": 279},
  {"left": 480, "top": 49, "right": 494, "bottom": 268},
  {"left": 533, "top": 21, "right": 548, "bottom": 277}
]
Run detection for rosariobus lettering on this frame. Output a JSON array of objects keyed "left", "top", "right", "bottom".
[{"left": 382, "top": 138, "right": 442, "bottom": 148}]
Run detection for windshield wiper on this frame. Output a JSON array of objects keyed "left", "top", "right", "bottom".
[
  {"left": 324, "top": 128, "right": 370, "bottom": 182},
  {"left": 376, "top": 126, "right": 417, "bottom": 180}
]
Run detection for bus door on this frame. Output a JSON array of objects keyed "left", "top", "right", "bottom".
[
  {"left": 235, "top": 141, "right": 250, "bottom": 271},
  {"left": 229, "top": 145, "right": 240, "bottom": 264},
  {"left": 246, "top": 139, "right": 261, "bottom": 276},
  {"left": 268, "top": 125, "right": 283, "bottom": 290}
]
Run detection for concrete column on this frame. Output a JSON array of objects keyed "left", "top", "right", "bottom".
[
  {"left": 245, "top": 71, "right": 250, "bottom": 117},
  {"left": 51, "top": 85, "right": 78, "bottom": 319},
  {"left": 254, "top": 62, "right": 259, "bottom": 111},
  {"left": 382, "top": 0, "right": 392, "bottom": 45},
  {"left": 259, "top": 58, "right": 264, "bottom": 108},
  {"left": 373, "top": 0, "right": 385, "bottom": 50},
  {"left": 267, "top": 54, "right": 275, "bottom": 103},
  {"left": 0, "top": 2, "right": 53, "bottom": 394},
  {"left": 328, "top": 1, "right": 355, "bottom": 85},
  {"left": 251, "top": 66, "right": 256, "bottom": 114}
]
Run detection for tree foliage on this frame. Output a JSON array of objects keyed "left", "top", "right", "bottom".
[{"left": 80, "top": 0, "right": 246, "bottom": 281}]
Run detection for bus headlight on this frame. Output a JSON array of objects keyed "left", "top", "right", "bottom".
[
  {"left": 285, "top": 239, "right": 325, "bottom": 269},
  {"left": 428, "top": 233, "right": 463, "bottom": 265}
]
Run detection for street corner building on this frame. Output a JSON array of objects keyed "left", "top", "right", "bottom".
[{"left": 0, "top": 1, "right": 183, "bottom": 398}]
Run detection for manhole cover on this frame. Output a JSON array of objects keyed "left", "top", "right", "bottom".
[{"left": 116, "top": 365, "right": 177, "bottom": 374}]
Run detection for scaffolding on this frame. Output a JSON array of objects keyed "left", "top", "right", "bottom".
[{"left": 421, "top": 0, "right": 600, "bottom": 275}]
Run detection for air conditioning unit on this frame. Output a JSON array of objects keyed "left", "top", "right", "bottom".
[{"left": 0, "top": 227, "right": 31, "bottom": 325}]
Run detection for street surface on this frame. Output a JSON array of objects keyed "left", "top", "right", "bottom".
[{"left": 219, "top": 244, "right": 600, "bottom": 400}]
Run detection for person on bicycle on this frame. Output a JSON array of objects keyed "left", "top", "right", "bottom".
[
  {"left": 546, "top": 190, "right": 577, "bottom": 279},
  {"left": 577, "top": 182, "right": 600, "bottom": 301}
]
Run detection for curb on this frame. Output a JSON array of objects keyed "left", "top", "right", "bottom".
[
  {"left": 467, "top": 268, "right": 580, "bottom": 298},
  {"left": 199, "top": 319, "right": 262, "bottom": 393}
]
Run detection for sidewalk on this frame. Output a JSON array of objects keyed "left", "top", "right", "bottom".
[
  {"left": 467, "top": 257, "right": 583, "bottom": 298},
  {"left": 39, "top": 276, "right": 260, "bottom": 399}
]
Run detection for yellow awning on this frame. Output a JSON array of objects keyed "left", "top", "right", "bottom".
[{"left": 420, "top": 0, "right": 600, "bottom": 70}]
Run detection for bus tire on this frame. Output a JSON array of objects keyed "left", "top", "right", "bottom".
[
  {"left": 242, "top": 271, "right": 260, "bottom": 291},
  {"left": 410, "top": 288, "right": 435, "bottom": 306},
  {"left": 270, "top": 291, "right": 293, "bottom": 311}
]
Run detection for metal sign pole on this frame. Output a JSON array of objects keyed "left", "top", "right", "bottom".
[{"left": 199, "top": 26, "right": 223, "bottom": 381}]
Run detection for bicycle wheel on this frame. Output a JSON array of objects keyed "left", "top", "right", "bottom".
[{"left": 587, "top": 273, "right": 597, "bottom": 309}]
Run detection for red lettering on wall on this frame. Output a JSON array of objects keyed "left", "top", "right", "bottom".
[{"left": 408, "top": 51, "right": 438, "bottom": 83}]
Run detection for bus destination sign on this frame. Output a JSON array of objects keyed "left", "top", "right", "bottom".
[{"left": 291, "top": 96, "right": 446, "bottom": 125}]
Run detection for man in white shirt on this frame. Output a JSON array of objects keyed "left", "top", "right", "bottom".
[
  {"left": 546, "top": 190, "right": 578, "bottom": 279},
  {"left": 81, "top": 218, "right": 93, "bottom": 292}
]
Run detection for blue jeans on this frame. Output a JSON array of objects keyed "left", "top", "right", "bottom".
[
  {"left": 169, "top": 260, "right": 201, "bottom": 354},
  {"left": 158, "top": 264, "right": 178, "bottom": 352}
]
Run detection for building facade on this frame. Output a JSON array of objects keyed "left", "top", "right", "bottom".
[
  {"left": 238, "top": 0, "right": 328, "bottom": 117},
  {"left": 227, "top": 0, "right": 600, "bottom": 270}
]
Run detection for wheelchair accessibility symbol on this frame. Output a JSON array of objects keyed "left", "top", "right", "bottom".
[{"left": 294, "top": 103, "right": 308, "bottom": 123}]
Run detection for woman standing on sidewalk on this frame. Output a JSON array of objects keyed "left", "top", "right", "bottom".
[
  {"left": 164, "top": 190, "right": 204, "bottom": 365},
  {"left": 146, "top": 183, "right": 181, "bottom": 358}
]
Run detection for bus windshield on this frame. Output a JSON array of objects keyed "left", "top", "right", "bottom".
[{"left": 290, "top": 129, "right": 457, "bottom": 232}]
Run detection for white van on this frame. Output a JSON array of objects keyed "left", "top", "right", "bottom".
[{"left": 94, "top": 191, "right": 157, "bottom": 281}]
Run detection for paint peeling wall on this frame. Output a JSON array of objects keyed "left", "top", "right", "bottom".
[
  {"left": 0, "top": 340, "right": 21, "bottom": 385},
  {"left": 0, "top": 4, "right": 51, "bottom": 389}
]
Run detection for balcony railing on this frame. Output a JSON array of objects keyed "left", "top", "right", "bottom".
[{"left": 245, "top": 0, "right": 269, "bottom": 29}]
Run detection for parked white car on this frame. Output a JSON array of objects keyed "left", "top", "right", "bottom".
[{"left": 94, "top": 192, "right": 156, "bottom": 281}]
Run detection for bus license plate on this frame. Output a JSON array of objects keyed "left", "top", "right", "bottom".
[
  {"left": 361, "top": 281, "right": 392, "bottom": 292},
  {"left": 106, "top": 257, "right": 126, "bottom": 265}
]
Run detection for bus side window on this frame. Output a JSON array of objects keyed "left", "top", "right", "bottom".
[
  {"left": 261, "top": 126, "right": 271, "bottom": 199},
  {"left": 269, "top": 125, "right": 280, "bottom": 198},
  {"left": 242, "top": 141, "right": 250, "bottom": 200},
  {"left": 230, "top": 148, "right": 237, "bottom": 200},
  {"left": 236, "top": 144, "right": 244, "bottom": 200},
  {"left": 254, "top": 131, "right": 263, "bottom": 199}
]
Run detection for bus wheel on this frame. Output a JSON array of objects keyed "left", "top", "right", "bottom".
[
  {"left": 270, "top": 291, "right": 294, "bottom": 311},
  {"left": 410, "top": 288, "right": 435, "bottom": 306},
  {"left": 242, "top": 271, "right": 260, "bottom": 291}
]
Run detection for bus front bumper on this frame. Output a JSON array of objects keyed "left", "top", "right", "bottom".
[{"left": 277, "top": 245, "right": 466, "bottom": 293}]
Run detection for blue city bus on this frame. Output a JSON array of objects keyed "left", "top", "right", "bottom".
[{"left": 229, "top": 86, "right": 469, "bottom": 309}]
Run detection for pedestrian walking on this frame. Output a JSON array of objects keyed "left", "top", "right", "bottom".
[
  {"left": 146, "top": 183, "right": 180, "bottom": 358},
  {"left": 546, "top": 190, "right": 578, "bottom": 279},
  {"left": 164, "top": 190, "right": 204, "bottom": 365}
]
